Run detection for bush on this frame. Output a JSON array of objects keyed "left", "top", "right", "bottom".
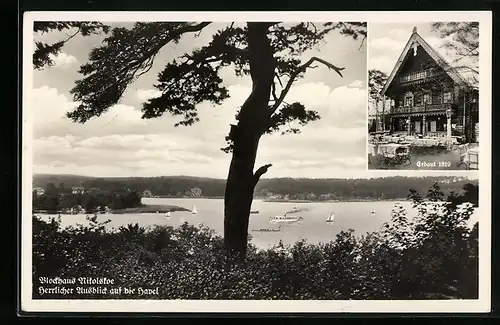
[{"left": 32, "top": 184, "right": 478, "bottom": 300}]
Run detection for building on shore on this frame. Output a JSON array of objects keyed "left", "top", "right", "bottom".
[{"left": 71, "top": 186, "right": 86, "bottom": 195}]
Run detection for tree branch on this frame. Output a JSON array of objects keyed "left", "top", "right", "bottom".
[
  {"left": 253, "top": 164, "right": 273, "bottom": 186},
  {"left": 275, "top": 73, "right": 284, "bottom": 88},
  {"left": 63, "top": 27, "right": 82, "bottom": 43},
  {"left": 358, "top": 34, "right": 366, "bottom": 50},
  {"left": 263, "top": 22, "right": 281, "bottom": 28},
  {"left": 69, "top": 22, "right": 214, "bottom": 123},
  {"left": 270, "top": 57, "right": 345, "bottom": 115},
  {"left": 271, "top": 81, "right": 278, "bottom": 102}
]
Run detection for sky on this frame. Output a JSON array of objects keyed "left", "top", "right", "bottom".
[
  {"left": 368, "top": 22, "right": 479, "bottom": 113},
  {"left": 29, "top": 22, "right": 369, "bottom": 179}
]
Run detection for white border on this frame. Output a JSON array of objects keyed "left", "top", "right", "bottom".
[{"left": 21, "top": 11, "right": 492, "bottom": 313}]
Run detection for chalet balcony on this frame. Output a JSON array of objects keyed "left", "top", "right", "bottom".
[
  {"left": 399, "top": 69, "right": 442, "bottom": 84},
  {"left": 390, "top": 103, "right": 452, "bottom": 116}
]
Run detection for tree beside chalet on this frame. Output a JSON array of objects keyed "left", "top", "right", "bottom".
[{"left": 380, "top": 27, "right": 478, "bottom": 143}]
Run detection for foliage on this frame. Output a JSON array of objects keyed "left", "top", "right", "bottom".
[
  {"left": 431, "top": 22, "right": 479, "bottom": 86},
  {"left": 33, "top": 184, "right": 478, "bottom": 300},
  {"left": 33, "top": 22, "right": 110, "bottom": 70},
  {"left": 33, "top": 174, "right": 478, "bottom": 202},
  {"left": 368, "top": 69, "right": 389, "bottom": 131},
  {"left": 447, "top": 183, "right": 479, "bottom": 208},
  {"left": 368, "top": 69, "right": 388, "bottom": 104},
  {"left": 64, "top": 22, "right": 365, "bottom": 149},
  {"left": 32, "top": 188, "right": 143, "bottom": 213}
]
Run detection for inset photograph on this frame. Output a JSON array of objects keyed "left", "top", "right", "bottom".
[{"left": 367, "top": 22, "right": 479, "bottom": 170}]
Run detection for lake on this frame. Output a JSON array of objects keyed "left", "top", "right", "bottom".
[{"left": 36, "top": 198, "right": 479, "bottom": 250}]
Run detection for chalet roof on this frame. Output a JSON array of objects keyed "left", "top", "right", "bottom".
[{"left": 380, "top": 27, "right": 471, "bottom": 97}]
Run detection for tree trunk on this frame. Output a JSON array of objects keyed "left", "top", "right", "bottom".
[
  {"left": 223, "top": 131, "right": 261, "bottom": 259},
  {"left": 381, "top": 97, "right": 385, "bottom": 131},
  {"left": 223, "top": 23, "right": 275, "bottom": 260}
]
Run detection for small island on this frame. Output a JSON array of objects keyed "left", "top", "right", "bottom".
[
  {"left": 32, "top": 185, "right": 190, "bottom": 215},
  {"left": 110, "top": 204, "right": 190, "bottom": 214}
]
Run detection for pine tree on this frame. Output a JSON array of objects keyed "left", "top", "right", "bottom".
[{"left": 38, "top": 21, "right": 366, "bottom": 259}]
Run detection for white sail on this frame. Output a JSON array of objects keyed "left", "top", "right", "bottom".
[
  {"left": 165, "top": 211, "right": 171, "bottom": 218},
  {"left": 192, "top": 206, "right": 198, "bottom": 214},
  {"left": 326, "top": 213, "right": 335, "bottom": 222}
]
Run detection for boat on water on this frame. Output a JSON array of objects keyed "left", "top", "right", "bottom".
[
  {"left": 252, "top": 225, "right": 281, "bottom": 232},
  {"left": 250, "top": 210, "right": 259, "bottom": 214},
  {"left": 165, "top": 211, "right": 171, "bottom": 218},
  {"left": 269, "top": 214, "right": 303, "bottom": 223},
  {"left": 370, "top": 209, "right": 376, "bottom": 214},
  {"left": 326, "top": 212, "right": 335, "bottom": 223},
  {"left": 192, "top": 206, "right": 198, "bottom": 214}
]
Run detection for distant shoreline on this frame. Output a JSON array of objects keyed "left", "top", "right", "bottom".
[
  {"left": 144, "top": 197, "right": 407, "bottom": 203},
  {"left": 262, "top": 198, "right": 405, "bottom": 203},
  {"left": 33, "top": 204, "right": 191, "bottom": 215},
  {"left": 145, "top": 196, "right": 224, "bottom": 200}
]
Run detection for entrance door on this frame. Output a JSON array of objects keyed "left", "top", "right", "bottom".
[
  {"left": 430, "top": 120, "right": 437, "bottom": 133},
  {"left": 415, "top": 121, "right": 421, "bottom": 134}
]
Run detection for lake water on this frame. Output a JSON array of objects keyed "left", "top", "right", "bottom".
[{"left": 36, "top": 198, "right": 479, "bottom": 250}]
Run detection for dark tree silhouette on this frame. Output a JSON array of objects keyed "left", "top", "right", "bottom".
[
  {"left": 368, "top": 69, "right": 388, "bottom": 131},
  {"left": 33, "top": 22, "right": 110, "bottom": 70},
  {"left": 41, "top": 21, "right": 366, "bottom": 259}
]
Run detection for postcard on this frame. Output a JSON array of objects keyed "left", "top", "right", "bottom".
[{"left": 21, "top": 11, "right": 492, "bottom": 313}]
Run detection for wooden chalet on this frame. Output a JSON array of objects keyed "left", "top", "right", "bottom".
[{"left": 380, "top": 27, "right": 478, "bottom": 143}]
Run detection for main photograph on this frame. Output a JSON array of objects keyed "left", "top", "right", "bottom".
[{"left": 30, "top": 21, "right": 478, "bottom": 300}]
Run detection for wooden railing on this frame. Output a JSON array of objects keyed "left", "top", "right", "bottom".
[
  {"left": 390, "top": 103, "right": 452, "bottom": 115},
  {"left": 399, "top": 69, "right": 441, "bottom": 83}
]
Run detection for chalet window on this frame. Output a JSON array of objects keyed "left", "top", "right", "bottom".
[
  {"left": 423, "top": 93, "right": 432, "bottom": 104},
  {"left": 414, "top": 92, "right": 422, "bottom": 105},
  {"left": 443, "top": 91, "right": 452, "bottom": 103},
  {"left": 404, "top": 92, "right": 413, "bottom": 107}
]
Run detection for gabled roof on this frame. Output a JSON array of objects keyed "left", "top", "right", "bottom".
[{"left": 380, "top": 27, "right": 471, "bottom": 97}]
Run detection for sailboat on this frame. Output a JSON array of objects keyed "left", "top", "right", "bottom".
[
  {"left": 165, "top": 211, "right": 171, "bottom": 218},
  {"left": 370, "top": 209, "right": 376, "bottom": 215},
  {"left": 326, "top": 212, "right": 335, "bottom": 223},
  {"left": 192, "top": 206, "right": 198, "bottom": 214}
]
